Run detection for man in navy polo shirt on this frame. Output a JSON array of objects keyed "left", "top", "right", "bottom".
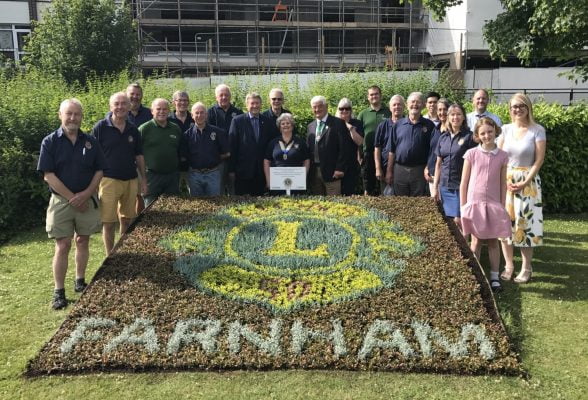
[
  {"left": 229, "top": 92, "right": 279, "bottom": 196},
  {"left": 385, "top": 92, "right": 435, "bottom": 196},
  {"left": 37, "top": 99, "right": 106, "bottom": 310},
  {"left": 92, "top": 92, "right": 147, "bottom": 256},
  {"left": 126, "top": 83, "right": 152, "bottom": 128},
  {"left": 208, "top": 84, "right": 243, "bottom": 195},
  {"left": 181, "top": 102, "right": 230, "bottom": 196}
]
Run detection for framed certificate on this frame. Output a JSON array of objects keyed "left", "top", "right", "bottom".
[{"left": 269, "top": 167, "right": 306, "bottom": 193}]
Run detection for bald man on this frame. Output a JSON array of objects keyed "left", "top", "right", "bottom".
[
  {"left": 182, "top": 102, "right": 230, "bottom": 196},
  {"left": 91, "top": 92, "right": 147, "bottom": 256},
  {"left": 138, "top": 98, "right": 182, "bottom": 206},
  {"left": 38, "top": 99, "right": 106, "bottom": 309}
]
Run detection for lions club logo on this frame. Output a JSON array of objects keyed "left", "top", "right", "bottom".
[{"left": 160, "top": 199, "right": 423, "bottom": 313}]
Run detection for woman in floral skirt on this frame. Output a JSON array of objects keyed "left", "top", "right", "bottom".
[{"left": 498, "top": 93, "right": 547, "bottom": 283}]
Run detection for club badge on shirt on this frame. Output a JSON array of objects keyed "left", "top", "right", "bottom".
[
  {"left": 210, "top": 131, "right": 217, "bottom": 141},
  {"left": 422, "top": 127, "right": 428, "bottom": 133},
  {"left": 128, "top": 136, "right": 134, "bottom": 143},
  {"left": 85, "top": 141, "right": 92, "bottom": 149},
  {"left": 458, "top": 138, "right": 465, "bottom": 146}
]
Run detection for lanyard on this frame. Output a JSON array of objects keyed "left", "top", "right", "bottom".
[{"left": 278, "top": 139, "right": 295, "bottom": 160}]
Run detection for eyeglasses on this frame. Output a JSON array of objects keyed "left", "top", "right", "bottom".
[
  {"left": 271, "top": 98, "right": 283, "bottom": 101},
  {"left": 510, "top": 104, "right": 527, "bottom": 110},
  {"left": 338, "top": 107, "right": 351, "bottom": 111}
]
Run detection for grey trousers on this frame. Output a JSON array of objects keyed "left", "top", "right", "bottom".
[{"left": 393, "top": 164, "right": 427, "bottom": 196}]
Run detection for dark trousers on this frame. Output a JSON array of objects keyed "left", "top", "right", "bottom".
[
  {"left": 393, "top": 164, "right": 427, "bottom": 196},
  {"left": 235, "top": 174, "right": 266, "bottom": 196},
  {"left": 362, "top": 151, "right": 379, "bottom": 195},
  {"left": 144, "top": 170, "right": 180, "bottom": 206},
  {"left": 342, "top": 162, "right": 360, "bottom": 196}
]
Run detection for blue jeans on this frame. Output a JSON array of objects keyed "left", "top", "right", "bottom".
[{"left": 188, "top": 168, "right": 221, "bottom": 196}]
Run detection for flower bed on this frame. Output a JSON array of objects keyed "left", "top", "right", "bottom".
[{"left": 26, "top": 196, "right": 521, "bottom": 376}]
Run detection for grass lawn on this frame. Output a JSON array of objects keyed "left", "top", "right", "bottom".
[{"left": 1, "top": 214, "right": 586, "bottom": 400}]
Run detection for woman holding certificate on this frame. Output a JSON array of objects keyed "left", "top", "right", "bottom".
[{"left": 264, "top": 113, "right": 310, "bottom": 195}]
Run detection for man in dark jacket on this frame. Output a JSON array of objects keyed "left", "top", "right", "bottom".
[
  {"left": 306, "top": 95, "right": 353, "bottom": 195},
  {"left": 228, "top": 92, "right": 278, "bottom": 196}
]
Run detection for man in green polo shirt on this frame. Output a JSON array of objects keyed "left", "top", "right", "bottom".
[
  {"left": 358, "top": 85, "right": 391, "bottom": 196},
  {"left": 138, "top": 98, "right": 182, "bottom": 206}
]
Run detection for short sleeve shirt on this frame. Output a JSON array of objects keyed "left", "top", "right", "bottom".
[
  {"left": 501, "top": 123, "right": 546, "bottom": 167},
  {"left": 182, "top": 124, "right": 229, "bottom": 169},
  {"left": 435, "top": 129, "right": 476, "bottom": 189},
  {"left": 91, "top": 117, "right": 143, "bottom": 180},
  {"left": 374, "top": 119, "right": 395, "bottom": 168},
  {"left": 265, "top": 136, "right": 310, "bottom": 167},
  {"left": 207, "top": 104, "right": 244, "bottom": 132},
  {"left": 37, "top": 128, "right": 106, "bottom": 194},
  {"left": 390, "top": 117, "right": 435, "bottom": 166},
  {"left": 139, "top": 119, "right": 182, "bottom": 174},
  {"left": 358, "top": 107, "right": 392, "bottom": 153}
]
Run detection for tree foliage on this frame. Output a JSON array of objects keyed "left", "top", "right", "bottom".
[
  {"left": 24, "top": 0, "right": 138, "bottom": 84},
  {"left": 420, "top": 0, "right": 588, "bottom": 82}
]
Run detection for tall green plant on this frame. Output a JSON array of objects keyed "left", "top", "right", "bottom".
[
  {"left": 0, "top": 69, "right": 586, "bottom": 243},
  {"left": 24, "top": 0, "right": 138, "bottom": 85}
]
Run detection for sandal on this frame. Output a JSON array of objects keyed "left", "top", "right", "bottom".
[
  {"left": 490, "top": 279, "right": 502, "bottom": 293},
  {"left": 514, "top": 269, "right": 533, "bottom": 284},
  {"left": 500, "top": 266, "right": 514, "bottom": 281}
]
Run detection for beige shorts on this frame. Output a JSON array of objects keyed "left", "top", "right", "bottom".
[
  {"left": 98, "top": 177, "right": 139, "bottom": 223},
  {"left": 46, "top": 194, "right": 101, "bottom": 239}
]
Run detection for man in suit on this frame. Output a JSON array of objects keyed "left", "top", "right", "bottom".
[
  {"left": 228, "top": 92, "right": 279, "bottom": 196},
  {"left": 307, "top": 96, "right": 353, "bottom": 195}
]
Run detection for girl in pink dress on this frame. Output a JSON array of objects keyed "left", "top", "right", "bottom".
[{"left": 460, "top": 117, "right": 512, "bottom": 292}]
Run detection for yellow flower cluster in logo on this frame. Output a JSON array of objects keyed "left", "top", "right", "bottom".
[{"left": 160, "top": 198, "right": 423, "bottom": 313}]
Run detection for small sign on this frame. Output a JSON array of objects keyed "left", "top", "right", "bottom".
[{"left": 270, "top": 167, "right": 306, "bottom": 195}]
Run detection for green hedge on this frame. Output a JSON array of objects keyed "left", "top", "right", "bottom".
[{"left": 0, "top": 68, "right": 586, "bottom": 242}]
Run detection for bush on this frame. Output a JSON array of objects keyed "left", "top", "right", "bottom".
[{"left": 0, "top": 68, "right": 585, "bottom": 242}]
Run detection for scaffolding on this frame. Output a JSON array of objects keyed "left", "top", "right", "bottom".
[{"left": 132, "top": 0, "right": 430, "bottom": 75}]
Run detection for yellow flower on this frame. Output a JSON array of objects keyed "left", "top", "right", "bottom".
[
  {"left": 517, "top": 218, "right": 527, "bottom": 230},
  {"left": 514, "top": 229, "right": 526, "bottom": 244},
  {"left": 532, "top": 236, "right": 542, "bottom": 245}
]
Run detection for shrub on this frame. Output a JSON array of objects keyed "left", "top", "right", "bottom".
[{"left": 0, "top": 69, "right": 585, "bottom": 242}]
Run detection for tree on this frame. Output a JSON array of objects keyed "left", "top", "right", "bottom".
[
  {"left": 24, "top": 0, "right": 139, "bottom": 84},
  {"left": 417, "top": 0, "right": 588, "bottom": 82}
]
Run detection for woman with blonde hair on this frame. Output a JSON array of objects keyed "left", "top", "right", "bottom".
[{"left": 498, "top": 93, "right": 547, "bottom": 283}]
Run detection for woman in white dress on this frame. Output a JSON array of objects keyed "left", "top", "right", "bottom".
[{"left": 497, "top": 93, "right": 547, "bottom": 284}]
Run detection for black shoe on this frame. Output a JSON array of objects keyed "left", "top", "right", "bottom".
[
  {"left": 52, "top": 289, "right": 68, "bottom": 310},
  {"left": 74, "top": 278, "right": 87, "bottom": 293},
  {"left": 490, "top": 279, "right": 502, "bottom": 293}
]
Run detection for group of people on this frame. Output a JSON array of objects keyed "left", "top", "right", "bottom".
[{"left": 37, "top": 82, "right": 546, "bottom": 309}]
